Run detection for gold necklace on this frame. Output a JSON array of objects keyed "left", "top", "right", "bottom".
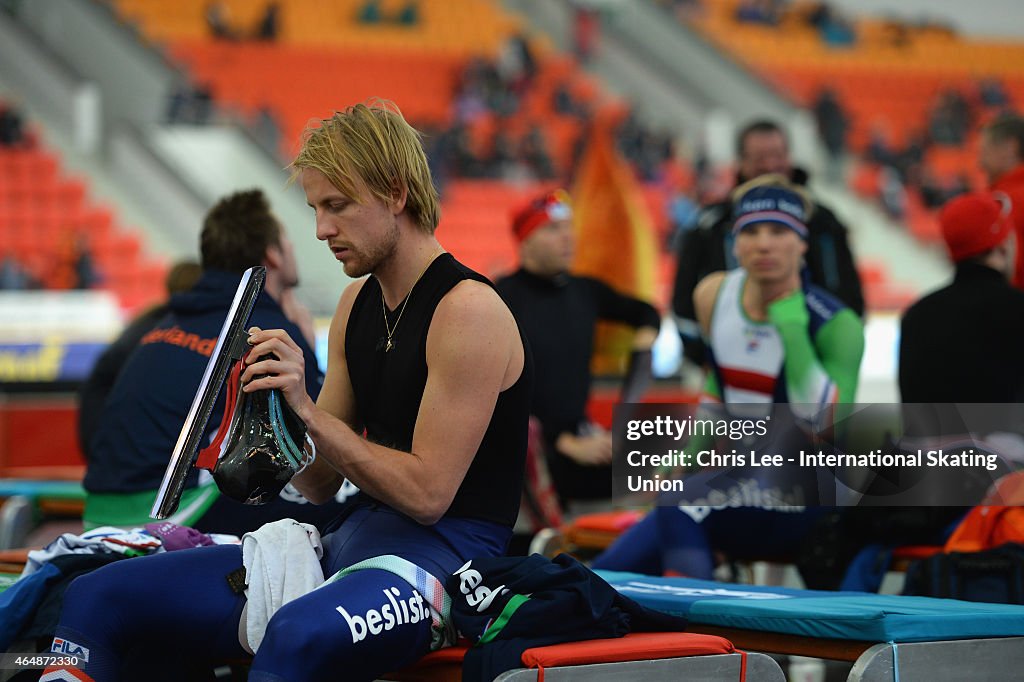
[{"left": 381, "top": 248, "right": 443, "bottom": 352}]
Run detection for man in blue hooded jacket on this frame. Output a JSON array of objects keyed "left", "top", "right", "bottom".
[{"left": 82, "top": 189, "right": 348, "bottom": 535}]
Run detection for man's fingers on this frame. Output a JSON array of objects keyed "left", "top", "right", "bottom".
[
  {"left": 241, "top": 358, "right": 301, "bottom": 385},
  {"left": 247, "top": 327, "right": 303, "bottom": 355},
  {"left": 241, "top": 375, "right": 282, "bottom": 392},
  {"left": 246, "top": 338, "right": 302, "bottom": 364}
]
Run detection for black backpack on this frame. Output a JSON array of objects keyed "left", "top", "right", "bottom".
[{"left": 902, "top": 543, "right": 1024, "bottom": 604}]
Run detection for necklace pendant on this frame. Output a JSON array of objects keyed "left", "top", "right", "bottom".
[{"left": 385, "top": 338, "right": 394, "bottom": 352}]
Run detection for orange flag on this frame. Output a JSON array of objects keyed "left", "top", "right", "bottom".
[{"left": 570, "top": 116, "right": 659, "bottom": 375}]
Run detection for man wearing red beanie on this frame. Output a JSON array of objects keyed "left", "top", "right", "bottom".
[
  {"left": 497, "top": 189, "right": 661, "bottom": 511},
  {"left": 900, "top": 191, "right": 1024, "bottom": 402}
]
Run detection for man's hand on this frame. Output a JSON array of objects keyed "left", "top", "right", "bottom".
[
  {"left": 241, "top": 326, "right": 316, "bottom": 423},
  {"left": 767, "top": 288, "right": 810, "bottom": 329},
  {"left": 557, "top": 429, "right": 613, "bottom": 466},
  {"left": 632, "top": 325, "right": 659, "bottom": 351}
]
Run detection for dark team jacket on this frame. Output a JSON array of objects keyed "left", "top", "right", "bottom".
[
  {"left": 77, "top": 303, "right": 171, "bottom": 461},
  {"left": 673, "top": 171, "right": 864, "bottom": 364},
  {"left": 83, "top": 269, "right": 322, "bottom": 493},
  {"left": 446, "top": 553, "right": 689, "bottom": 682},
  {"left": 496, "top": 269, "right": 660, "bottom": 500},
  {"left": 900, "top": 262, "right": 1024, "bottom": 402}
]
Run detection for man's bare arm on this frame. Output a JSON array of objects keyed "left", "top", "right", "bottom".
[
  {"left": 693, "top": 271, "right": 726, "bottom": 338},
  {"left": 286, "top": 279, "right": 364, "bottom": 503},
  {"left": 245, "top": 279, "right": 523, "bottom": 523}
]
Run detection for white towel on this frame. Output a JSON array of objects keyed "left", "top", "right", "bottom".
[{"left": 242, "top": 518, "right": 325, "bottom": 652}]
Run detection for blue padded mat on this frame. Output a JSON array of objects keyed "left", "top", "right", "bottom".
[
  {"left": 598, "top": 570, "right": 1024, "bottom": 643},
  {"left": 0, "top": 480, "right": 84, "bottom": 499}
]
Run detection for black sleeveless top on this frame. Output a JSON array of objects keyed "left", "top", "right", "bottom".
[{"left": 345, "top": 253, "right": 531, "bottom": 526}]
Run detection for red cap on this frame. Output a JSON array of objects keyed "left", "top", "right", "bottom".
[
  {"left": 511, "top": 189, "right": 572, "bottom": 243},
  {"left": 939, "top": 192, "right": 1014, "bottom": 262}
]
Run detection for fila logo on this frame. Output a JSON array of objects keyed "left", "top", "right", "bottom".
[
  {"left": 50, "top": 637, "right": 90, "bottom": 662},
  {"left": 336, "top": 588, "right": 429, "bottom": 644},
  {"left": 453, "top": 561, "right": 510, "bottom": 612}
]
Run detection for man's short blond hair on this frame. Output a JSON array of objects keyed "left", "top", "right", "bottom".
[{"left": 290, "top": 99, "right": 440, "bottom": 233}]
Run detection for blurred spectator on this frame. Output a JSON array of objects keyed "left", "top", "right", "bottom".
[
  {"left": 522, "top": 125, "right": 556, "bottom": 180},
  {"left": 506, "top": 131, "right": 544, "bottom": 182},
  {"left": 895, "top": 131, "right": 928, "bottom": 180},
  {"left": 205, "top": 1, "right": 239, "bottom": 40},
  {"left": 0, "top": 100, "right": 27, "bottom": 147},
  {"left": 667, "top": 189, "right": 700, "bottom": 252},
  {"left": 863, "top": 124, "right": 930, "bottom": 215},
  {"left": 571, "top": 2, "right": 601, "bottom": 63},
  {"left": 77, "top": 260, "right": 203, "bottom": 460},
  {"left": 900, "top": 192, "right": 1024, "bottom": 402},
  {"left": 254, "top": 1, "right": 280, "bottom": 40},
  {"left": 357, "top": 0, "right": 383, "bottom": 24},
  {"left": 252, "top": 105, "right": 282, "bottom": 154},
  {"left": 929, "top": 90, "right": 973, "bottom": 146},
  {"left": 813, "top": 88, "right": 849, "bottom": 181},
  {"left": 0, "top": 254, "right": 39, "bottom": 290},
  {"left": 978, "top": 79, "right": 1010, "bottom": 109},
  {"left": 441, "top": 43, "right": 677, "bottom": 186},
  {"left": 47, "top": 233, "right": 101, "bottom": 290},
  {"left": 881, "top": 19, "right": 911, "bottom": 49},
  {"left": 166, "top": 84, "right": 189, "bottom": 123},
  {"left": 489, "top": 128, "right": 530, "bottom": 181},
  {"left": 865, "top": 126, "right": 898, "bottom": 168},
  {"left": 396, "top": 0, "right": 420, "bottom": 26},
  {"left": 979, "top": 113, "right": 1024, "bottom": 290},
  {"left": 167, "top": 82, "right": 214, "bottom": 125},
  {"left": 616, "top": 112, "right": 675, "bottom": 182},
  {"left": 73, "top": 235, "right": 101, "bottom": 290},
  {"left": 420, "top": 124, "right": 452, "bottom": 198},
  {"left": 948, "top": 173, "right": 970, "bottom": 199},
  {"left": 497, "top": 34, "right": 538, "bottom": 97},
  {"left": 456, "top": 58, "right": 518, "bottom": 119},
  {"left": 672, "top": 119, "right": 864, "bottom": 366},
  {"left": 918, "top": 168, "right": 948, "bottom": 210},
  {"left": 552, "top": 81, "right": 588, "bottom": 118},
  {"left": 878, "top": 165, "right": 907, "bottom": 220},
  {"left": 452, "top": 74, "right": 489, "bottom": 125},
  {"left": 819, "top": 10, "right": 856, "bottom": 47},
  {"left": 918, "top": 169, "right": 968, "bottom": 210},
  {"left": 804, "top": 1, "right": 856, "bottom": 44},
  {"left": 448, "top": 123, "right": 487, "bottom": 179},
  {"left": 804, "top": 1, "right": 831, "bottom": 28},
  {"left": 356, "top": 0, "right": 419, "bottom": 26},
  {"left": 735, "top": 0, "right": 781, "bottom": 26}
]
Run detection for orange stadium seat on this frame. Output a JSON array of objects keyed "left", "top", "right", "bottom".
[
  {"left": 0, "top": 136, "right": 166, "bottom": 311},
  {"left": 437, "top": 180, "right": 546, "bottom": 279},
  {"left": 108, "top": 0, "right": 682, "bottom": 306},
  {"left": 117, "top": 0, "right": 615, "bottom": 174}
]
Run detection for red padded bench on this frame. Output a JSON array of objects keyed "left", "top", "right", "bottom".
[{"left": 382, "top": 631, "right": 785, "bottom": 681}]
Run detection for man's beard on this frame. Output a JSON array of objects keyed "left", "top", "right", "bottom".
[{"left": 341, "top": 217, "right": 400, "bottom": 278}]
